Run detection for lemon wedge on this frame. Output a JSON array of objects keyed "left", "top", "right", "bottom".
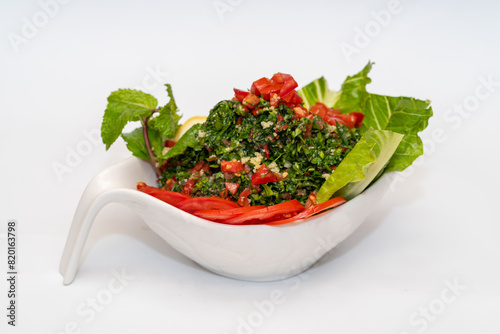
[{"left": 174, "top": 116, "right": 207, "bottom": 141}]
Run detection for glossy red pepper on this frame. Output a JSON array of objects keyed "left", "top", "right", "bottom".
[
  {"left": 137, "top": 182, "right": 190, "bottom": 205},
  {"left": 224, "top": 199, "right": 305, "bottom": 225},
  {"left": 266, "top": 197, "right": 346, "bottom": 225},
  {"left": 193, "top": 205, "right": 266, "bottom": 222},
  {"left": 175, "top": 196, "right": 240, "bottom": 214}
]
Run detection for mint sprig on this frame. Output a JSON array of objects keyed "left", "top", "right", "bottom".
[{"left": 101, "top": 85, "right": 182, "bottom": 177}]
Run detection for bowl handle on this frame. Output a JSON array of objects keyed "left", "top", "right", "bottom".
[{"left": 59, "top": 157, "right": 154, "bottom": 284}]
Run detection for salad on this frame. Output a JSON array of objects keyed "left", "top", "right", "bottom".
[{"left": 101, "top": 62, "right": 433, "bottom": 225}]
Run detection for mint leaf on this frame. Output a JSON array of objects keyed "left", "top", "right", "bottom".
[
  {"left": 164, "top": 123, "right": 203, "bottom": 160},
  {"left": 121, "top": 126, "right": 164, "bottom": 161},
  {"left": 101, "top": 89, "right": 158, "bottom": 149},
  {"left": 150, "top": 84, "right": 182, "bottom": 139}
]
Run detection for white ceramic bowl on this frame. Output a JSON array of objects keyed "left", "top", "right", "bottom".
[{"left": 60, "top": 157, "right": 394, "bottom": 284}]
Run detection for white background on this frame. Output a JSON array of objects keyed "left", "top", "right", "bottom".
[{"left": 1, "top": 0, "right": 500, "bottom": 333}]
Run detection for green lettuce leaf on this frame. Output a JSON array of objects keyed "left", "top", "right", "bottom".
[
  {"left": 298, "top": 76, "right": 339, "bottom": 109},
  {"left": 364, "top": 94, "right": 433, "bottom": 171},
  {"left": 101, "top": 89, "right": 158, "bottom": 149},
  {"left": 317, "top": 129, "right": 403, "bottom": 202},
  {"left": 298, "top": 63, "right": 433, "bottom": 199},
  {"left": 332, "top": 61, "right": 372, "bottom": 113}
]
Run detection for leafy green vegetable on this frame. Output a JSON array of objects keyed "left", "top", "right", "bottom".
[
  {"left": 121, "top": 126, "right": 164, "bottom": 161},
  {"left": 101, "top": 85, "right": 182, "bottom": 176},
  {"left": 333, "top": 61, "right": 372, "bottom": 113},
  {"left": 149, "top": 84, "right": 182, "bottom": 139},
  {"left": 298, "top": 76, "right": 339, "bottom": 109},
  {"left": 101, "top": 89, "right": 158, "bottom": 149},
  {"left": 363, "top": 94, "right": 432, "bottom": 171},
  {"left": 299, "top": 62, "right": 432, "bottom": 201},
  {"left": 163, "top": 123, "right": 202, "bottom": 160},
  {"left": 316, "top": 129, "right": 403, "bottom": 202}
]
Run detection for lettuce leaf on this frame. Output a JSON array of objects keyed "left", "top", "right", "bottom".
[
  {"left": 316, "top": 129, "right": 403, "bottom": 202},
  {"left": 299, "top": 62, "right": 433, "bottom": 202},
  {"left": 298, "top": 76, "right": 339, "bottom": 109}
]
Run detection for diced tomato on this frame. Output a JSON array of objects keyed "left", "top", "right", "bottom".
[
  {"left": 193, "top": 206, "right": 266, "bottom": 222},
  {"left": 304, "top": 115, "right": 314, "bottom": 138},
  {"left": 242, "top": 93, "right": 260, "bottom": 109},
  {"left": 137, "top": 182, "right": 190, "bottom": 206},
  {"left": 293, "top": 106, "right": 308, "bottom": 119},
  {"left": 251, "top": 164, "right": 277, "bottom": 185},
  {"left": 323, "top": 113, "right": 348, "bottom": 127},
  {"left": 189, "top": 160, "right": 206, "bottom": 174},
  {"left": 288, "top": 91, "right": 303, "bottom": 106},
  {"left": 250, "top": 77, "right": 271, "bottom": 96},
  {"left": 259, "top": 83, "right": 282, "bottom": 100},
  {"left": 277, "top": 112, "right": 288, "bottom": 131},
  {"left": 329, "top": 112, "right": 364, "bottom": 129},
  {"left": 310, "top": 102, "right": 330, "bottom": 119},
  {"left": 237, "top": 188, "right": 252, "bottom": 207},
  {"left": 163, "top": 176, "right": 177, "bottom": 191},
  {"left": 270, "top": 72, "right": 292, "bottom": 84},
  {"left": 278, "top": 77, "right": 298, "bottom": 98},
  {"left": 221, "top": 161, "right": 244, "bottom": 173},
  {"left": 233, "top": 88, "right": 249, "bottom": 102},
  {"left": 280, "top": 90, "right": 295, "bottom": 103},
  {"left": 175, "top": 197, "right": 239, "bottom": 214},
  {"left": 220, "top": 188, "right": 228, "bottom": 199},
  {"left": 352, "top": 112, "right": 365, "bottom": 127},
  {"left": 262, "top": 144, "right": 270, "bottom": 159},
  {"left": 266, "top": 197, "right": 346, "bottom": 225},
  {"left": 225, "top": 182, "right": 239, "bottom": 196},
  {"left": 270, "top": 93, "right": 280, "bottom": 108},
  {"left": 182, "top": 178, "right": 197, "bottom": 195},
  {"left": 224, "top": 199, "right": 305, "bottom": 225}
]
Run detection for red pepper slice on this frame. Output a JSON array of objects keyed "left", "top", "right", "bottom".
[
  {"left": 224, "top": 199, "right": 305, "bottom": 225},
  {"left": 175, "top": 197, "right": 239, "bottom": 214},
  {"left": 221, "top": 161, "right": 244, "bottom": 173},
  {"left": 266, "top": 197, "right": 347, "bottom": 225},
  {"left": 193, "top": 206, "right": 266, "bottom": 222},
  {"left": 137, "top": 182, "right": 190, "bottom": 206},
  {"left": 233, "top": 88, "right": 249, "bottom": 102},
  {"left": 251, "top": 164, "right": 277, "bottom": 185}
]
